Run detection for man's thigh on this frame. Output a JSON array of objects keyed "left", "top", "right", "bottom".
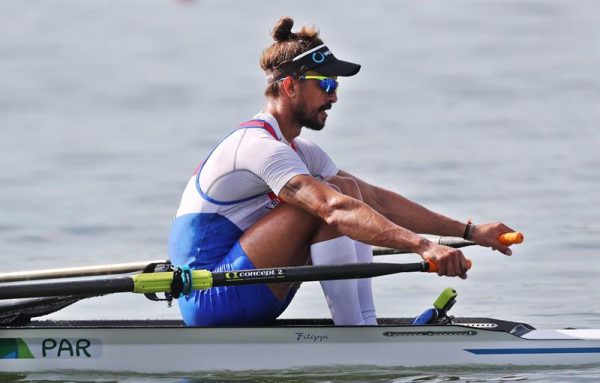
[{"left": 239, "top": 202, "right": 322, "bottom": 299}]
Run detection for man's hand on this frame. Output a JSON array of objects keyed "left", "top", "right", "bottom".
[
  {"left": 470, "top": 222, "right": 516, "bottom": 256},
  {"left": 420, "top": 243, "right": 471, "bottom": 279}
]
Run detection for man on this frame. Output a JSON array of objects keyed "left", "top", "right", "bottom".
[{"left": 168, "top": 17, "right": 515, "bottom": 326}]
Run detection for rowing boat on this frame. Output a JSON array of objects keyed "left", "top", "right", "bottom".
[
  {"left": 1, "top": 317, "right": 599, "bottom": 372},
  {"left": 1, "top": 233, "right": 598, "bottom": 372}
]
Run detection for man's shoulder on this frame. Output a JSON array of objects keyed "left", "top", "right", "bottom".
[
  {"left": 293, "top": 137, "right": 326, "bottom": 152},
  {"left": 219, "top": 124, "right": 277, "bottom": 144}
]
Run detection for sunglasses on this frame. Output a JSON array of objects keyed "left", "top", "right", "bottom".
[{"left": 299, "top": 75, "right": 339, "bottom": 94}]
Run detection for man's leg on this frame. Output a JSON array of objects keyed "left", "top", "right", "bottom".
[
  {"left": 239, "top": 177, "right": 376, "bottom": 325},
  {"left": 310, "top": 235, "right": 364, "bottom": 325},
  {"left": 239, "top": 201, "right": 323, "bottom": 299},
  {"left": 354, "top": 240, "right": 377, "bottom": 324},
  {"left": 311, "top": 176, "right": 377, "bottom": 325},
  {"left": 242, "top": 201, "right": 364, "bottom": 325}
]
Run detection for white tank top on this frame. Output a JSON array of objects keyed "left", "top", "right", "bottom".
[{"left": 168, "top": 112, "right": 338, "bottom": 268}]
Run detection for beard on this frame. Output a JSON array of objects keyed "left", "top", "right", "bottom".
[{"left": 294, "top": 103, "right": 332, "bottom": 131}]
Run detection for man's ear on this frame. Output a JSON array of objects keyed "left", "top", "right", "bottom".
[{"left": 281, "top": 76, "right": 296, "bottom": 98}]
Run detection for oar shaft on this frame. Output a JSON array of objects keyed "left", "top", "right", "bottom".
[
  {"left": 373, "top": 231, "right": 522, "bottom": 255},
  {"left": 0, "top": 260, "right": 167, "bottom": 283},
  {"left": 0, "top": 262, "right": 433, "bottom": 299},
  {"left": 373, "top": 235, "right": 475, "bottom": 255},
  {"left": 210, "top": 262, "right": 431, "bottom": 287},
  {"left": 135, "top": 262, "right": 434, "bottom": 294}
]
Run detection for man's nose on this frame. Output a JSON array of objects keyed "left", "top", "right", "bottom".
[{"left": 327, "top": 91, "right": 338, "bottom": 103}]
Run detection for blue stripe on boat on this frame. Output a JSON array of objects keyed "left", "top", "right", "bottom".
[{"left": 465, "top": 347, "right": 600, "bottom": 355}]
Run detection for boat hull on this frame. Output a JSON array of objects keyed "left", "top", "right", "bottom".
[{"left": 1, "top": 318, "right": 599, "bottom": 372}]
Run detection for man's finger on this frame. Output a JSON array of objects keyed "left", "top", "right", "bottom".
[
  {"left": 498, "top": 245, "right": 512, "bottom": 256},
  {"left": 437, "top": 257, "right": 447, "bottom": 277},
  {"left": 460, "top": 255, "right": 470, "bottom": 274},
  {"left": 449, "top": 253, "right": 461, "bottom": 277}
]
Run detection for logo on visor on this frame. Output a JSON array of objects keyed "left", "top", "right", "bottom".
[
  {"left": 311, "top": 49, "right": 331, "bottom": 64},
  {"left": 312, "top": 52, "right": 325, "bottom": 63}
]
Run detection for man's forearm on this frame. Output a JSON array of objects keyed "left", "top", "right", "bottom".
[
  {"left": 369, "top": 186, "right": 466, "bottom": 236},
  {"left": 281, "top": 174, "right": 433, "bottom": 253},
  {"left": 339, "top": 170, "right": 467, "bottom": 237}
]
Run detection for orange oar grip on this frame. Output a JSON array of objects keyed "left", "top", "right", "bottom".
[
  {"left": 426, "top": 259, "right": 472, "bottom": 274},
  {"left": 498, "top": 232, "right": 524, "bottom": 245},
  {"left": 427, "top": 261, "right": 438, "bottom": 273}
]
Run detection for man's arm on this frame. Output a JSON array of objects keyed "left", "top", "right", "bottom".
[
  {"left": 336, "top": 170, "right": 465, "bottom": 236},
  {"left": 336, "top": 169, "right": 515, "bottom": 255},
  {"left": 279, "top": 174, "right": 471, "bottom": 278}
]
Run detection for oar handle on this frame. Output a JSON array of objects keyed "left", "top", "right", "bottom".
[
  {"left": 426, "top": 259, "right": 472, "bottom": 274},
  {"left": 498, "top": 232, "right": 524, "bottom": 245},
  {"left": 425, "top": 232, "right": 523, "bottom": 274}
]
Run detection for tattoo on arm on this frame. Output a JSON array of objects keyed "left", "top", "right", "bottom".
[{"left": 280, "top": 180, "right": 301, "bottom": 200}]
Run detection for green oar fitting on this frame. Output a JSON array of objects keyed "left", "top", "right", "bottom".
[
  {"left": 411, "top": 287, "right": 458, "bottom": 325},
  {"left": 132, "top": 270, "right": 213, "bottom": 294},
  {"left": 433, "top": 287, "right": 457, "bottom": 316}
]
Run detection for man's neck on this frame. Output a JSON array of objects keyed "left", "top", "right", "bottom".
[{"left": 263, "top": 99, "right": 302, "bottom": 143}]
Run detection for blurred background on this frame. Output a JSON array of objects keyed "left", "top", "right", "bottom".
[{"left": 1, "top": 0, "right": 599, "bottom": 328}]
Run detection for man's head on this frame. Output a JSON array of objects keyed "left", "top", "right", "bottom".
[
  {"left": 260, "top": 17, "right": 360, "bottom": 96},
  {"left": 260, "top": 17, "right": 360, "bottom": 130}
]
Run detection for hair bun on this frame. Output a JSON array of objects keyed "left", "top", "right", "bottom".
[{"left": 272, "top": 17, "right": 295, "bottom": 42}]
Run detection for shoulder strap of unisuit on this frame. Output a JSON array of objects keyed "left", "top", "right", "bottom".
[
  {"left": 193, "top": 120, "right": 278, "bottom": 176},
  {"left": 238, "top": 119, "right": 298, "bottom": 151},
  {"left": 238, "top": 119, "right": 278, "bottom": 139}
]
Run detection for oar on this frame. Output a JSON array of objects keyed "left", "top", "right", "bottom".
[
  {"left": 0, "top": 260, "right": 446, "bottom": 300},
  {"left": 373, "top": 235, "right": 475, "bottom": 255},
  {"left": 374, "top": 231, "right": 523, "bottom": 254},
  {"left": 0, "top": 296, "right": 87, "bottom": 326},
  {"left": 0, "top": 235, "right": 470, "bottom": 283},
  {"left": 0, "top": 260, "right": 167, "bottom": 283},
  {"left": 0, "top": 233, "right": 523, "bottom": 283}
]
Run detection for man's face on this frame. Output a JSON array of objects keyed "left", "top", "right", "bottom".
[{"left": 293, "top": 71, "right": 338, "bottom": 131}]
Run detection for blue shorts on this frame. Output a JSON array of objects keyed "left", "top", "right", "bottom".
[{"left": 178, "top": 241, "right": 296, "bottom": 326}]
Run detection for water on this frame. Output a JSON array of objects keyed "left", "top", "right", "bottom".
[
  {"left": 3, "top": 366, "right": 600, "bottom": 383},
  {"left": 1, "top": 0, "right": 599, "bottom": 381}
]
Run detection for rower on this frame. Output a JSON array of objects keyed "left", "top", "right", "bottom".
[{"left": 167, "top": 16, "right": 518, "bottom": 327}]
